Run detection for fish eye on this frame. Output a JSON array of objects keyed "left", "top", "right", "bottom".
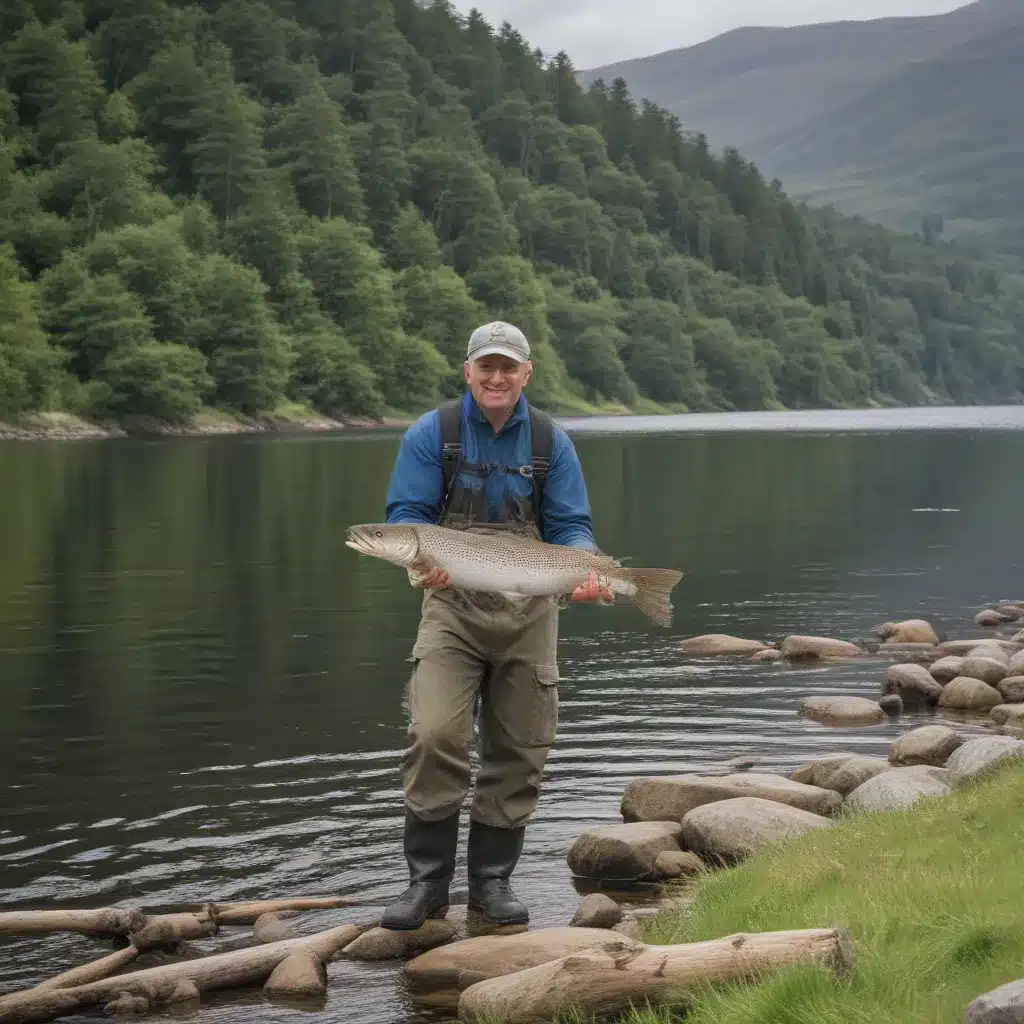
[{"left": 375, "top": 531, "right": 383, "bottom": 537}]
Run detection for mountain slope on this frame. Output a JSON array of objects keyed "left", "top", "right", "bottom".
[{"left": 581, "top": 0, "right": 1024, "bottom": 258}]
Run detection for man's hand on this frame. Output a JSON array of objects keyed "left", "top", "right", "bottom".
[
  {"left": 571, "top": 571, "right": 615, "bottom": 604},
  {"left": 409, "top": 566, "right": 453, "bottom": 590}
]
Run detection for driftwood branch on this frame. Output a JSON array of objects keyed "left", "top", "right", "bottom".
[
  {"left": 457, "top": 927, "right": 854, "bottom": 1022},
  {"left": 213, "top": 898, "right": 354, "bottom": 925},
  {"left": 33, "top": 946, "right": 140, "bottom": 991},
  {"left": 0, "top": 924, "right": 361, "bottom": 1024},
  {"left": 0, "top": 910, "right": 145, "bottom": 938}
]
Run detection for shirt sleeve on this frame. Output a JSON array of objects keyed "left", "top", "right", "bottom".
[
  {"left": 540, "top": 427, "right": 600, "bottom": 551},
  {"left": 385, "top": 411, "right": 445, "bottom": 525}
]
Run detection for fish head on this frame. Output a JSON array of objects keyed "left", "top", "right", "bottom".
[{"left": 345, "top": 524, "right": 421, "bottom": 567}]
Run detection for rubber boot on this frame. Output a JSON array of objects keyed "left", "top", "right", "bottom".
[
  {"left": 466, "top": 820, "right": 529, "bottom": 926},
  {"left": 380, "top": 809, "right": 459, "bottom": 931}
]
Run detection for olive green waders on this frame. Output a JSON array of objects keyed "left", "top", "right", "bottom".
[{"left": 381, "top": 523, "right": 560, "bottom": 931}]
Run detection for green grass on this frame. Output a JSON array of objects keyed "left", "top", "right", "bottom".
[{"left": 618, "top": 762, "right": 1024, "bottom": 1024}]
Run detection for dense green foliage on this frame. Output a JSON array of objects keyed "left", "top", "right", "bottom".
[{"left": 1, "top": 0, "right": 1021, "bottom": 425}]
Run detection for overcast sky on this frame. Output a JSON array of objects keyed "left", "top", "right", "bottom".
[{"left": 452, "top": 0, "right": 968, "bottom": 68}]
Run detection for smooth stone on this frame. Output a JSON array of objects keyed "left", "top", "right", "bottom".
[
  {"left": 883, "top": 663, "right": 943, "bottom": 704},
  {"left": 566, "top": 821, "right": 683, "bottom": 881},
  {"left": 781, "top": 635, "right": 864, "bottom": 660},
  {"left": 569, "top": 894, "right": 623, "bottom": 929},
  {"left": 653, "top": 850, "right": 706, "bottom": 878},
  {"left": 751, "top": 648, "right": 784, "bottom": 662},
  {"left": 875, "top": 619, "right": 939, "bottom": 645},
  {"left": 799, "top": 696, "right": 886, "bottom": 726},
  {"left": 935, "top": 639, "right": 1020, "bottom": 657},
  {"left": 1010, "top": 650, "right": 1024, "bottom": 675},
  {"left": 444, "top": 905, "right": 527, "bottom": 939},
  {"left": 621, "top": 772, "right": 841, "bottom": 821},
  {"left": 342, "top": 920, "right": 456, "bottom": 960},
  {"left": 878, "top": 694, "right": 904, "bottom": 715},
  {"left": 964, "top": 977, "right": 1024, "bottom": 1023},
  {"left": 821, "top": 756, "right": 892, "bottom": 796},
  {"left": 945, "top": 737, "right": 1024, "bottom": 785},
  {"left": 888, "top": 726, "right": 963, "bottom": 767},
  {"left": 959, "top": 656, "right": 1008, "bottom": 686},
  {"left": 998, "top": 677, "right": 1024, "bottom": 703},
  {"left": 253, "top": 913, "right": 298, "bottom": 944},
  {"left": 1013, "top": 630, "right": 1024, "bottom": 645},
  {"left": 995, "top": 605, "right": 1024, "bottom": 622},
  {"left": 937, "top": 677, "right": 1004, "bottom": 712},
  {"left": 991, "top": 705, "right": 1024, "bottom": 726},
  {"left": 680, "top": 797, "right": 833, "bottom": 864},
  {"left": 930, "top": 656, "right": 966, "bottom": 683},
  {"left": 680, "top": 634, "right": 771, "bottom": 656},
  {"left": 264, "top": 951, "right": 327, "bottom": 998},
  {"left": 790, "top": 752, "right": 861, "bottom": 788},
  {"left": 844, "top": 766, "right": 952, "bottom": 812},
  {"left": 976, "top": 609, "right": 1011, "bottom": 627}
]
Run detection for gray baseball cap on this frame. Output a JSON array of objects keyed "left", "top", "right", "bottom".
[{"left": 466, "top": 321, "right": 531, "bottom": 363}]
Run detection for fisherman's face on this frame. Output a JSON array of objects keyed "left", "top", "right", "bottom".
[{"left": 465, "top": 354, "right": 533, "bottom": 419}]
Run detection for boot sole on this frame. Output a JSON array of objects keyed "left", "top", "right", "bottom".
[
  {"left": 467, "top": 903, "right": 529, "bottom": 927},
  {"left": 380, "top": 904, "right": 450, "bottom": 932}
]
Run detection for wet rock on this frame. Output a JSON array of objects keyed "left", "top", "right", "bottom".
[
  {"left": 964, "top": 977, "right": 1024, "bottom": 1023},
  {"left": 654, "top": 850, "right": 706, "bottom": 878},
  {"left": 876, "top": 619, "right": 939, "bottom": 645},
  {"left": 611, "top": 918, "right": 644, "bottom": 940},
  {"left": 844, "top": 766, "right": 952, "bottom": 813},
  {"left": 799, "top": 696, "right": 886, "bottom": 726},
  {"left": 790, "top": 752, "right": 860, "bottom": 787},
  {"left": 996, "top": 725, "right": 1024, "bottom": 740},
  {"left": 566, "top": 821, "right": 683, "bottom": 881},
  {"left": 1013, "top": 630, "right": 1024, "bottom": 645},
  {"left": 991, "top": 705, "right": 1024, "bottom": 727},
  {"left": 680, "top": 634, "right": 772, "bottom": 656},
  {"left": 930, "top": 656, "right": 966, "bottom": 684},
  {"left": 889, "top": 726, "right": 963, "bottom": 767},
  {"left": 877, "top": 643, "right": 941, "bottom": 664},
  {"left": 959, "top": 656, "right": 1008, "bottom": 686},
  {"left": 105, "top": 994, "right": 150, "bottom": 1016},
  {"left": 405, "top": 927, "right": 639, "bottom": 991},
  {"left": 936, "top": 639, "right": 1020, "bottom": 657},
  {"left": 781, "top": 636, "right": 864, "bottom": 660},
  {"left": 976, "top": 609, "right": 1011, "bottom": 627},
  {"left": 945, "top": 737, "right": 1024, "bottom": 785},
  {"left": 996, "top": 605, "right": 1024, "bottom": 622},
  {"left": 264, "top": 951, "right": 327, "bottom": 998},
  {"left": 443, "top": 905, "right": 527, "bottom": 939},
  {"left": 253, "top": 913, "right": 297, "bottom": 944},
  {"left": 821, "top": 756, "right": 892, "bottom": 796},
  {"left": 937, "top": 677, "right": 1004, "bottom": 712},
  {"left": 680, "top": 797, "right": 833, "bottom": 865},
  {"left": 878, "top": 694, "right": 903, "bottom": 715},
  {"left": 751, "top": 648, "right": 784, "bottom": 663},
  {"left": 167, "top": 981, "right": 200, "bottom": 1005},
  {"left": 569, "top": 894, "right": 623, "bottom": 929},
  {"left": 1010, "top": 650, "right": 1024, "bottom": 675},
  {"left": 342, "top": 920, "right": 456, "bottom": 960},
  {"left": 621, "top": 773, "right": 841, "bottom": 822},
  {"left": 883, "top": 664, "right": 943, "bottom": 704},
  {"left": 967, "top": 643, "right": 1012, "bottom": 665},
  {"left": 998, "top": 677, "right": 1024, "bottom": 703}
]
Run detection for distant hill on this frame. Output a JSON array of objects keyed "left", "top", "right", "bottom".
[{"left": 581, "top": 0, "right": 1024, "bottom": 260}]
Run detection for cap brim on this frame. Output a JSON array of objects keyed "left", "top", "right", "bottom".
[{"left": 468, "top": 345, "right": 529, "bottom": 363}]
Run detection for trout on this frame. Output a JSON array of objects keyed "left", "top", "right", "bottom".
[{"left": 345, "top": 523, "right": 684, "bottom": 627}]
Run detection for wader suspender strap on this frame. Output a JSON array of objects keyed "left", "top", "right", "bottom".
[{"left": 438, "top": 399, "right": 554, "bottom": 524}]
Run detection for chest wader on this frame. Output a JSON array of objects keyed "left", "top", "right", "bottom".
[{"left": 381, "top": 401, "right": 559, "bottom": 932}]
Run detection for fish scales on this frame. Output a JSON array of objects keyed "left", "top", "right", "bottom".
[{"left": 346, "top": 523, "right": 684, "bottom": 628}]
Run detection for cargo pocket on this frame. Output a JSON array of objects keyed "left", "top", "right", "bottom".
[{"left": 506, "top": 663, "right": 560, "bottom": 750}]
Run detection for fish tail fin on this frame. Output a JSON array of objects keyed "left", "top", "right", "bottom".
[{"left": 619, "top": 568, "right": 684, "bottom": 628}]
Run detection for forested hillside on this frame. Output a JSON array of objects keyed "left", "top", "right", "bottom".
[{"left": 1, "top": 0, "right": 1022, "bottom": 428}]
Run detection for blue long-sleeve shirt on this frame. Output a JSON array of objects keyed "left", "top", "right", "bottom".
[{"left": 385, "top": 392, "right": 599, "bottom": 551}]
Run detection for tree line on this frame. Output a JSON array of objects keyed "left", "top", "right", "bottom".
[{"left": 1, "top": 0, "right": 1022, "bottom": 426}]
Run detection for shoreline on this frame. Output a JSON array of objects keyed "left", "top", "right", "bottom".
[{"left": 0, "top": 410, "right": 417, "bottom": 443}]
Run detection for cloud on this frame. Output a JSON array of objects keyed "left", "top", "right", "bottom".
[{"left": 452, "top": 0, "right": 968, "bottom": 67}]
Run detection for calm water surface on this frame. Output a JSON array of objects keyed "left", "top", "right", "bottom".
[{"left": 2, "top": 407, "right": 1023, "bottom": 1021}]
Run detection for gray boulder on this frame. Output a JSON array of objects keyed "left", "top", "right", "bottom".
[
  {"left": 566, "top": 821, "right": 683, "bottom": 881},
  {"left": 930, "top": 656, "right": 966, "bottom": 683},
  {"left": 654, "top": 850, "right": 706, "bottom": 878},
  {"left": 621, "top": 772, "right": 841, "bottom": 822},
  {"left": 790, "top": 753, "right": 890, "bottom": 796},
  {"left": 991, "top": 705, "right": 1024, "bottom": 727},
  {"left": 875, "top": 619, "right": 939, "bottom": 645},
  {"left": 884, "top": 664, "right": 943, "bottom": 704},
  {"left": 569, "top": 893, "right": 623, "bottom": 929},
  {"left": 945, "top": 737, "right": 1024, "bottom": 786},
  {"left": 998, "top": 677, "right": 1024, "bottom": 703},
  {"left": 844, "top": 767, "right": 952, "bottom": 813},
  {"left": 937, "top": 677, "right": 1004, "bottom": 711},
  {"left": 959, "top": 656, "right": 1009, "bottom": 686},
  {"left": 681, "top": 797, "right": 833, "bottom": 864},
  {"left": 1010, "top": 650, "right": 1024, "bottom": 675},
  {"left": 799, "top": 696, "right": 886, "bottom": 726},
  {"left": 681, "top": 634, "right": 771, "bottom": 656},
  {"left": 782, "top": 636, "right": 864, "bottom": 660},
  {"left": 965, "top": 978, "right": 1024, "bottom": 1023},
  {"left": 889, "top": 726, "right": 963, "bottom": 767}
]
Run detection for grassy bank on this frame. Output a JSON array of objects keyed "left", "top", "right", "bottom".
[{"left": 619, "top": 761, "right": 1024, "bottom": 1024}]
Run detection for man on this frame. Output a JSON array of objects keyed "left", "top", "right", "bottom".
[{"left": 380, "top": 321, "right": 612, "bottom": 932}]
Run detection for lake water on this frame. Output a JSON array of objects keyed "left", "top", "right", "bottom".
[{"left": 2, "top": 406, "right": 1023, "bottom": 1021}]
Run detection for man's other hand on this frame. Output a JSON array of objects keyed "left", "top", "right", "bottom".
[
  {"left": 409, "top": 566, "right": 453, "bottom": 590},
  {"left": 571, "top": 571, "right": 615, "bottom": 604}
]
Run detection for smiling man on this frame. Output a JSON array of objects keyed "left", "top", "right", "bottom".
[{"left": 380, "top": 320, "right": 611, "bottom": 931}]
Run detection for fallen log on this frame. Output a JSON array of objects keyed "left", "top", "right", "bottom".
[
  {"left": 33, "top": 946, "right": 140, "bottom": 991},
  {"left": 457, "top": 928, "right": 854, "bottom": 1023},
  {"left": 0, "top": 924, "right": 361, "bottom": 1024},
  {"left": 129, "top": 911, "right": 218, "bottom": 951},
  {"left": 213, "top": 899, "right": 354, "bottom": 925},
  {"left": 0, "top": 910, "right": 146, "bottom": 938}
]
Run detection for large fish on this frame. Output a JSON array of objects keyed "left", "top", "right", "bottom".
[{"left": 345, "top": 523, "right": 684, "bottom": 627}]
